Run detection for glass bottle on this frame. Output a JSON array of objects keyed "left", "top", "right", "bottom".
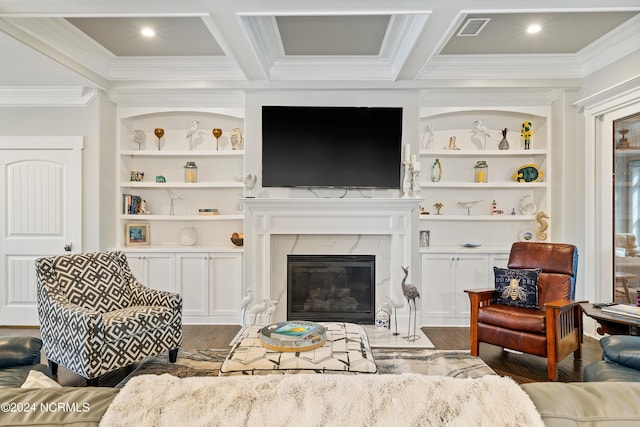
[
  {"left": 184, "top": 161, "right": 198, "bottom": 183},
  {"left": 474, "top": 160, "right": 488, "bottom": 183}
]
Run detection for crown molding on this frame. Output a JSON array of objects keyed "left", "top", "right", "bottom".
[
  {"left": 382, "top": 13, "right": 430, "bottom": 80},
  {"left": 108, "top": 57, "right": 245, "bottom": 81},
  {"left": 269, "top": 57, "right": 392, "bottom": 81},
  {"left": 419, "top": 88, "right": 564, "bottom": 112},
  {"left": 239, "top": 15, "right": 279, "bottom": 78},
  {"left": 574, "top": 74, "right": 640, "bottom": 113},
  {"left": 579, "top": 14, "right": 640, "bottom": 76},
  {"left": 0, "top": 86, "right": 98, "bottom": 107},
  {"left": 108, "top": 88, "right": 245, "bottom": 115},
  {"left": 0, "top": 17, "right": 112, "bottom": 85},
  {"left": 419, "top": 54, "right": 584, "bottom": 80}
]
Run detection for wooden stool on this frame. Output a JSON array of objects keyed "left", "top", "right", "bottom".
[{"left": 615, "top": 272, "right": 636, "bottom": 303}]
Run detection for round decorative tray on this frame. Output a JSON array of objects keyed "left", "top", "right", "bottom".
[{"left": 259, "top": 321, "right": 327, "bottom": 352}]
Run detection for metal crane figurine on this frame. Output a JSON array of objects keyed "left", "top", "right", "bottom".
[{"left": 401, "top": 266, "right": 421, "bottom": 341}]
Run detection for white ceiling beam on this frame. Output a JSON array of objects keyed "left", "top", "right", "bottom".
[{"left": 0, "top": 18, "right": 110, "bottom": 88}]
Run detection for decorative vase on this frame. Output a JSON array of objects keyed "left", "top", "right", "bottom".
[
  {"left": 498, "top": 128, "right": 509, "bottom": 150},
  {"left": 180, "top": 227, "right": 197, "bottom": 246},
  {"left": 431, "top": 159, "right": 442, "bottom": 182}
]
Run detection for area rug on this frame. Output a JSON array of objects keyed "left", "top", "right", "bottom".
[
  {"left": 115, "top": 347, "right": 494, "bottom": 388},
  {"left": 102, "top": 373, "right": 544, "bottom": 427}
]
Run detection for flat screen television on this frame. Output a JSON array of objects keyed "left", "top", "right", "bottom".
[{"left": 262, "top": 106, "right": 403, "bottom": 188}]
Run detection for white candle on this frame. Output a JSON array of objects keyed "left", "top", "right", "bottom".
[
  {"left": 403, "top": 144, "right": 411, "bottom": 163},
  {"left": 413, "top": 161, "right": 421, "bottom": 171},
  {"left": 411, "top": 154, "right": 417, "bottom": 163}
]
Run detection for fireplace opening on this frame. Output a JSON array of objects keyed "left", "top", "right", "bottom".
[{"left": 287, "top": 254, "right": 375, "bottom": 324}]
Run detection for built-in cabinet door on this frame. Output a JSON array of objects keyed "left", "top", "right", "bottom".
[
  {"left": 422, "top": 252, "right": 507, "bottom": 321},
  {"left": 422, "top": 254, "right": 457, "bottom": 318},
  {"left": 176, "top": 252, "right": 243, "bottom": 320},
  {"left": 176, "top": 253, "right": 209, "bottom": 317},
  {"left": 125, "top": 252, "right": 175, "bottom": 293},
  {"left": 454, "top": 254, "right": 492, "bottom": 317}
]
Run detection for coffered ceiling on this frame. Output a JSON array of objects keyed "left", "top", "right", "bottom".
[{"left": 0, "top": 0, "right": 638, "bottom": 99}]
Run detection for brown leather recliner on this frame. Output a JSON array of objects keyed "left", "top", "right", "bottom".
[{"left": 465, "top": 242, "right": 581, "bottom": 381}]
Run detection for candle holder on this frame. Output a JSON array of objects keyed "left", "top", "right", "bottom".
[
  {"left": 411, "top": 167, "right": 421, "bottom": 198},
  {"left": 402, "top": 162, "right": 413, "bottom": 198}
]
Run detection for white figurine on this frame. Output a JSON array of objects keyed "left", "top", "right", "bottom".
[
  {"left": 139, "top": 200, "right": 150, "bottom": 214},
  {"left": 473, "top": 119, "right": 491, "bottom": 150},
  {"left": 186, "top": 120, "right": 200, "bottom": 150}
]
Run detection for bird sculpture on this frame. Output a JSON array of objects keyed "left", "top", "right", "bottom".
[
  {"left": 263, "top": 299, "right": 279, "bottom": 325},
  {"left": 239, "top": 288, "right": 253, "bottom": 328},
  {"left": 422, "top": 124, "right": 434, "bottom": 150},
  {"left": 401, "top": 266, "right": 421, "bottom": 341},
  {"left": 248, "top": 299, "right": 269, "bottom": 325},
  {"left": 166, "top": 189, "right": 183, "bottom": 216},
  {"left": 385, "top": 296, "right": 404, "bottom": 336},
  {"left": 235, "top": 173, "right": 257, "bottom": 198},
  {"left": 186, "top": 120, "right": 200, "bottom": 150},
  {"left": 473, "top": 119, "right": 491, "bottom": 149}
]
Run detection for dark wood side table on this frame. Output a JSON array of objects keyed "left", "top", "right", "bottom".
[{"left": 580, "top": 302, "right": 640, "bottom": 336}]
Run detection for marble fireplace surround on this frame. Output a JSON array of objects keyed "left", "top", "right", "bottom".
[{"left": 243, "top": 198, "right": 422, "bottom": 323}]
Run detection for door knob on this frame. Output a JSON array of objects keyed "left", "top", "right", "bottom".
[{"left": 64, "top": 243, "right": 72, "bottom": 252}]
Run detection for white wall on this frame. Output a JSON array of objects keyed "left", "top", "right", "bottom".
[{"left": 0, "top": 91, "right": 116, "bottom": 252}]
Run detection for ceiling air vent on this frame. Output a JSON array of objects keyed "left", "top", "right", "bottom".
[{"left": 457, "top": 18, "right": 491, "bottom": 36}]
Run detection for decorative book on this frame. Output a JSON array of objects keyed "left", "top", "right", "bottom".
[
  {"left": 197, "top": 208, "right": 219, "bottom": 216},
  {"left": 602, "top": 304, "right": 640, "bottom": 319}
]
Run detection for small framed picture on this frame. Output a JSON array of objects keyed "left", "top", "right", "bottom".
[
  {"left": 125, "top": 223, "right": 150, "bottom": 246},
  {"left": 419, "top": 230, "right": 430, "bottom": 247}
]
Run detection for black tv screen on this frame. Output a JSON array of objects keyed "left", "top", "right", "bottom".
[{"left": 262, "top": 106, "right": 402, "bottom": 188}]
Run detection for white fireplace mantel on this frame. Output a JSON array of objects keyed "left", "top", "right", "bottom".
[{"left": 243, "top": 198, "right": 422, "bottom": 322}]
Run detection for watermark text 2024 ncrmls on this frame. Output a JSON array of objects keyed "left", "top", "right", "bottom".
[{"left": 0, "top": 401, "right": 91, "bottom": 413}]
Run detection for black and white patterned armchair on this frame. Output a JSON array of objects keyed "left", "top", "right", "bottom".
[{"left": 36, "top": 251, "right": 182, "bottom": 386}]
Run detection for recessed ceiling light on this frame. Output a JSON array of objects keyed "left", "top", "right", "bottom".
[
  {"left": 141, "top": 27, "right": 155, "bottom": 37},
  {"left": 527, "top": 24, "right": 541, "bottom": 34}
]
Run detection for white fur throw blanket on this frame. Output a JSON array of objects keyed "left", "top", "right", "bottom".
[{"left": 101, "top": 373, "right": 543, "bottom": 427}]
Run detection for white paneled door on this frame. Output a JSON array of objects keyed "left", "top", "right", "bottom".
[{"left": 0, "top": 137, "right": 83, "bottom": 325}]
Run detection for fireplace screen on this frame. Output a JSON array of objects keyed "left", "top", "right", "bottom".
[{"left": 287, "top": 254, "right": 375, "bottom": 323}]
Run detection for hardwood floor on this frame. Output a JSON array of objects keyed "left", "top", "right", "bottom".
[{"left": 0, "top": 325, "right": 602, "bottom": 386}]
